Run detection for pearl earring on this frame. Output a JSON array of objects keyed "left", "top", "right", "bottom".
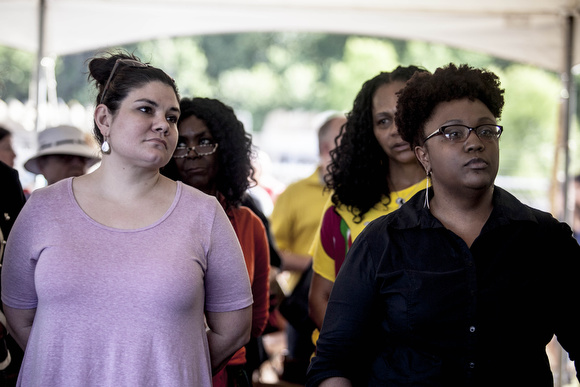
[{"left": 101, "top": 140, "right": 111, "bottom": 154}]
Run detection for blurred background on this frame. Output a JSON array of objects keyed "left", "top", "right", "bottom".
[
  {"left": 1, "top": 1, "right": 579, "bottom": 221},
  {"left": 1, "top": 2, "right": 580, "bottom": 386}
]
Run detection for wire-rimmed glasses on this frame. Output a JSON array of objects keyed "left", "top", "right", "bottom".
[
  {"left": 100, "top": 59, "right": 150, "bottom": 104},
  {"left": 173, "top": 143, "right": 219, "bottom": 159},
  {"left": 424, "top": 124, "right": 503, "bottom": 143}
]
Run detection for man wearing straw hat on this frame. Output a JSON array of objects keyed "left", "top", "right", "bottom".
[{"left": 24, "top": 125, "right": 100, "bottom": 185}]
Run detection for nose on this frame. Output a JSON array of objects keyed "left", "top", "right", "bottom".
[
  {"left": 464, "top": 130, "right": 485, "bottom": 152},
  {"left": 387, "top": 123, "right": 401, "bottom": 137},
  {"left": 153, "top": 114, "right": 170, "bottom": 136},
  {"left": 154, "top": 124, "right": 169, "bottom": 136}
]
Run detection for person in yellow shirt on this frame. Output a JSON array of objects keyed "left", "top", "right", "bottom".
[
  {"left": 308, "top": 66, "right": 429, "bottom": 343},
  {"left": 270, "top": 112, "right": 346, "bottom": 384}
]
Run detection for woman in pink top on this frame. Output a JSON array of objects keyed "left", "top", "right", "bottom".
[{"left": 1, "top": 52, "right": 253, "bottom": 386}]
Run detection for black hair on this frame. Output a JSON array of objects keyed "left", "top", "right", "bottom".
[
  {"left": 396, "top": 63, "right": 505, "bottom": 149},
  {"left": 87, "top": 51, "right": 179, "bottom": 146},
  {"left": 327, "top": 65, "right": 428, "bottom": 223},
  {"left": 162, "top": 97, "right": 255, "bottom": 208}
]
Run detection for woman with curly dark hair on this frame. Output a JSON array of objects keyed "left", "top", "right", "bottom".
[
  {"left": 162, "top": 97, "right": 270, "bottom": 387},
  {"left": 307, "top": 64, "right": 580, "bottom": 386},
  {"left": 308, "top": 66, "right": 428, "bottom": 333}
]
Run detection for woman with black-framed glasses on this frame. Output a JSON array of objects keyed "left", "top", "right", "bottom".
[
  {"left": 1, "top": 52, "right": 253, "bottom": 386},
  {"left": 307, "top": 63, "right": 580, "bottom": 387},
  {"left": 162, "top": 97, "right": 271, "bottom": 387}
]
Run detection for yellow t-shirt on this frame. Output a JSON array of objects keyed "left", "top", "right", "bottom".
[
  {"left": 270, "top": 168, "right": 331, "bottom": 291},
  {"left": 310, "top": 179, "right": 428, "bottom": 282},
  {"left": 309, "top": 179, "right": 427, "bottom": 345}
]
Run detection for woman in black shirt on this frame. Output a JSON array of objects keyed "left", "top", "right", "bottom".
[{"left": 307, "top": 64, "right": 580, "bottom": 387}]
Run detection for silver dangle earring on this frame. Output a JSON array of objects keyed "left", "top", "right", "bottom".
[
  {"left": 424, "top": 171, "right": 431, "bottom": 209},
  {"left": 101, "top": 138, "right": 111, "bottom": 154}
]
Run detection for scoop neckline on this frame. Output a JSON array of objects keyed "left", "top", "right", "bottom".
[{"left": 67, "top": 177, "right": 182, "bottom": 232}]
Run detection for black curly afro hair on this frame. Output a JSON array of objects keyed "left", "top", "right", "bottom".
[
  {"left": 162, "top": 97, "right": 255, "bottom": 208},
  {"left": 396, "top": 63, "right": 505, "bottom": 149}
]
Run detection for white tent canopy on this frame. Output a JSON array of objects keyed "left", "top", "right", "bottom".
[
  {"left": 0, "top": 0, "right": 578, "bottom": 220},
  {"left": 0, "top": 0, "right": 578, "bottom": 73}
]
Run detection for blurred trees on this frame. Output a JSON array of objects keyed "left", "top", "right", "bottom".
[
  {"left": 0, "top": 32, "right": 577, "bottom": 178},
  {"left": 0, "top": 47, "right": 34, "bottom": 101}
]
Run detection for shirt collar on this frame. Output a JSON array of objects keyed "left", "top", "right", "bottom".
[{"left": 388, "top": 186, "right": 540, "bottom": 232}]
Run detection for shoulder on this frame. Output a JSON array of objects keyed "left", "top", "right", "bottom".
[
  {"left": 493, "top": 186, "right": 560, "bottom": 226},
  {"left": 280, "top": 171, "right": 322, "bottom": 196},
  {"left": 25, "top": 178, "right": 72, "bottom": 211},
  {"left": 0, "top": 161, "right": 19, "bottom": 183},
  {"left": 177, "top": 182, "right": 220, "bottom": 209},
  {"left": 276, "top": 181, "right": 303, "bottom": 200},
  {"left": 232, "top": 206, "right": 264, "bottom": 228},
  {"left": 172, "top": 183, "right": 229, "bottom": 231}
]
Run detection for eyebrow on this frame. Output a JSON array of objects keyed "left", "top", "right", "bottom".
[
  {"left": 134, "top": 98, "right": 180, "bottom": 114},
  {"left": 442, "top": 117, "right": 496, "bottom": 125},
  {"left": 178, "top": 129, "right": 213, "bottom": 139},
  {"left": 375, "top": 108, "right": 395, "bottom": 117}
]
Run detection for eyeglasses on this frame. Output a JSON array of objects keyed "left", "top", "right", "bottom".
[
  {"left": 173, "top": 143, "right": 219, "bottom": 159},
  {"left": 100, "top": 59, "right": 150, "bottom": 104},
  {"left": 424, "top": 124, "right": 503, "bottom": 143}
]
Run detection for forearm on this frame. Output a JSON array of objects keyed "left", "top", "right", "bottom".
[
  {"left": 251, "top": 265, "right": 270, "bottom": 337},
  {"left": 206, "top": 306, "right": 252, "bottom": 372},
  {"left": 206, "top": 329, "right": 242, "bottom": 373},
  {"left": 2, "top": 304, "right": 36, "bottom": 350},
  {"left": 308, "top": 272, "right": 332, "bottom": 330},
  {"left": 280, "top": 251, "right": 311, "bottom": 272}
]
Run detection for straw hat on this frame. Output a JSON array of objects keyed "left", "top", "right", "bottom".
[{"left": 24, "top": 125, "right": 100, "bottom": 174}]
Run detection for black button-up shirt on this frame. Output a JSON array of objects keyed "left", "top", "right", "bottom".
[{"left": 307, "top": 187, "right": 580, "bottom": 387}]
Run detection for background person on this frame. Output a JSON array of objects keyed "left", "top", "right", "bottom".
[
  {"left": 574, "top": 174, "right": 580, "bottom": 243},
  {"left": 162, "top": 97, "right": 270, "bottom": 387},
  {"left": 0, "top": 127, "right": 17, "bottom": 168},
  {"left": 23, "top": 125, "right": 100, "bottom": 185},
  {"left": 2, "top": 52, "right": 253, "bottom": 386},
  {"left": 308, "top": 66, "right": 428, "bottom": 337},
  {"left": 269, "top": 112, "right": 345, "bottom": 384},
  {"left": 0, "top": 160, "right": 26, "bottom": 387},
  {"left": 307, "top": 63, "right": 580, "bottom": 387}
]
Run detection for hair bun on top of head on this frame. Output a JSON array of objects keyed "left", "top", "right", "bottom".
[{"left": 88, "top": 52, "right": 143, "bottom": 84}]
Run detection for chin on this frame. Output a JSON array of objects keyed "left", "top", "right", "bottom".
[
  {"left": 396, "top": 151, "right": 419, "bottom": 164},
  {"left": 465, "top": 177, "right": 496, "bottom": 191}
]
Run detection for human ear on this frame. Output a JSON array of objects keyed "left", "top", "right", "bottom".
[
  {"left": 415, "top": 145, "right": 431, "bottom": 174},
  {"left": 94, "top": 104, "right": 112, "bottom": 138}
]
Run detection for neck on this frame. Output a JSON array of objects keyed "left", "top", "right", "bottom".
[
  {"left": 317, "top": 164, "right": 327, "bottom": 184},
  {"left": 429, "top": 185, "right": 494, "bottom": 246},
  {"left": 388, "top": 161, "right": 425, "bottom": 192},
  {"left": 87, "top": 161, "right": 163, "bottom": 201}
]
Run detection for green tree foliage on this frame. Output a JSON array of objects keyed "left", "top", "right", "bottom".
[
  {"left": 133, "top": 37, "right": 214, "bottom": 99},
  {"left": 0, "top": 32, "right": 572, "bottom": 180},
  {"left": 498, "top": 65, "right": 562, "bottom": 177},
  {"left": 325, "top": 37, "right": 399, "bottom": 111},
  {"left": 0, "top": 46, "right": 34, "bottom": 101}
]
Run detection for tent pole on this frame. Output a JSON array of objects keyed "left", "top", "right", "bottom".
[
  {"left": 34, "top": 0, "right": 47, "bottom": 131},
  {"left": 553, "top": 13, "right": 575, "bottom": 387},
  {"left": 562, "top": 15, "right": 574, "bottom": 225}
]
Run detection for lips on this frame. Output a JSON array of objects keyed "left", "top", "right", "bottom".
[
  {"left": 465, "top": 158, "right": 489, "bottom": 169},
  {"left": 392, "top": 142, "right": 411, "bottom": 152},
  {"left": 146, "top": 138, "right": 167, "bottom": 148},
  {"left": 185, "top": 166, "right": 205, "bottom": 175}
]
